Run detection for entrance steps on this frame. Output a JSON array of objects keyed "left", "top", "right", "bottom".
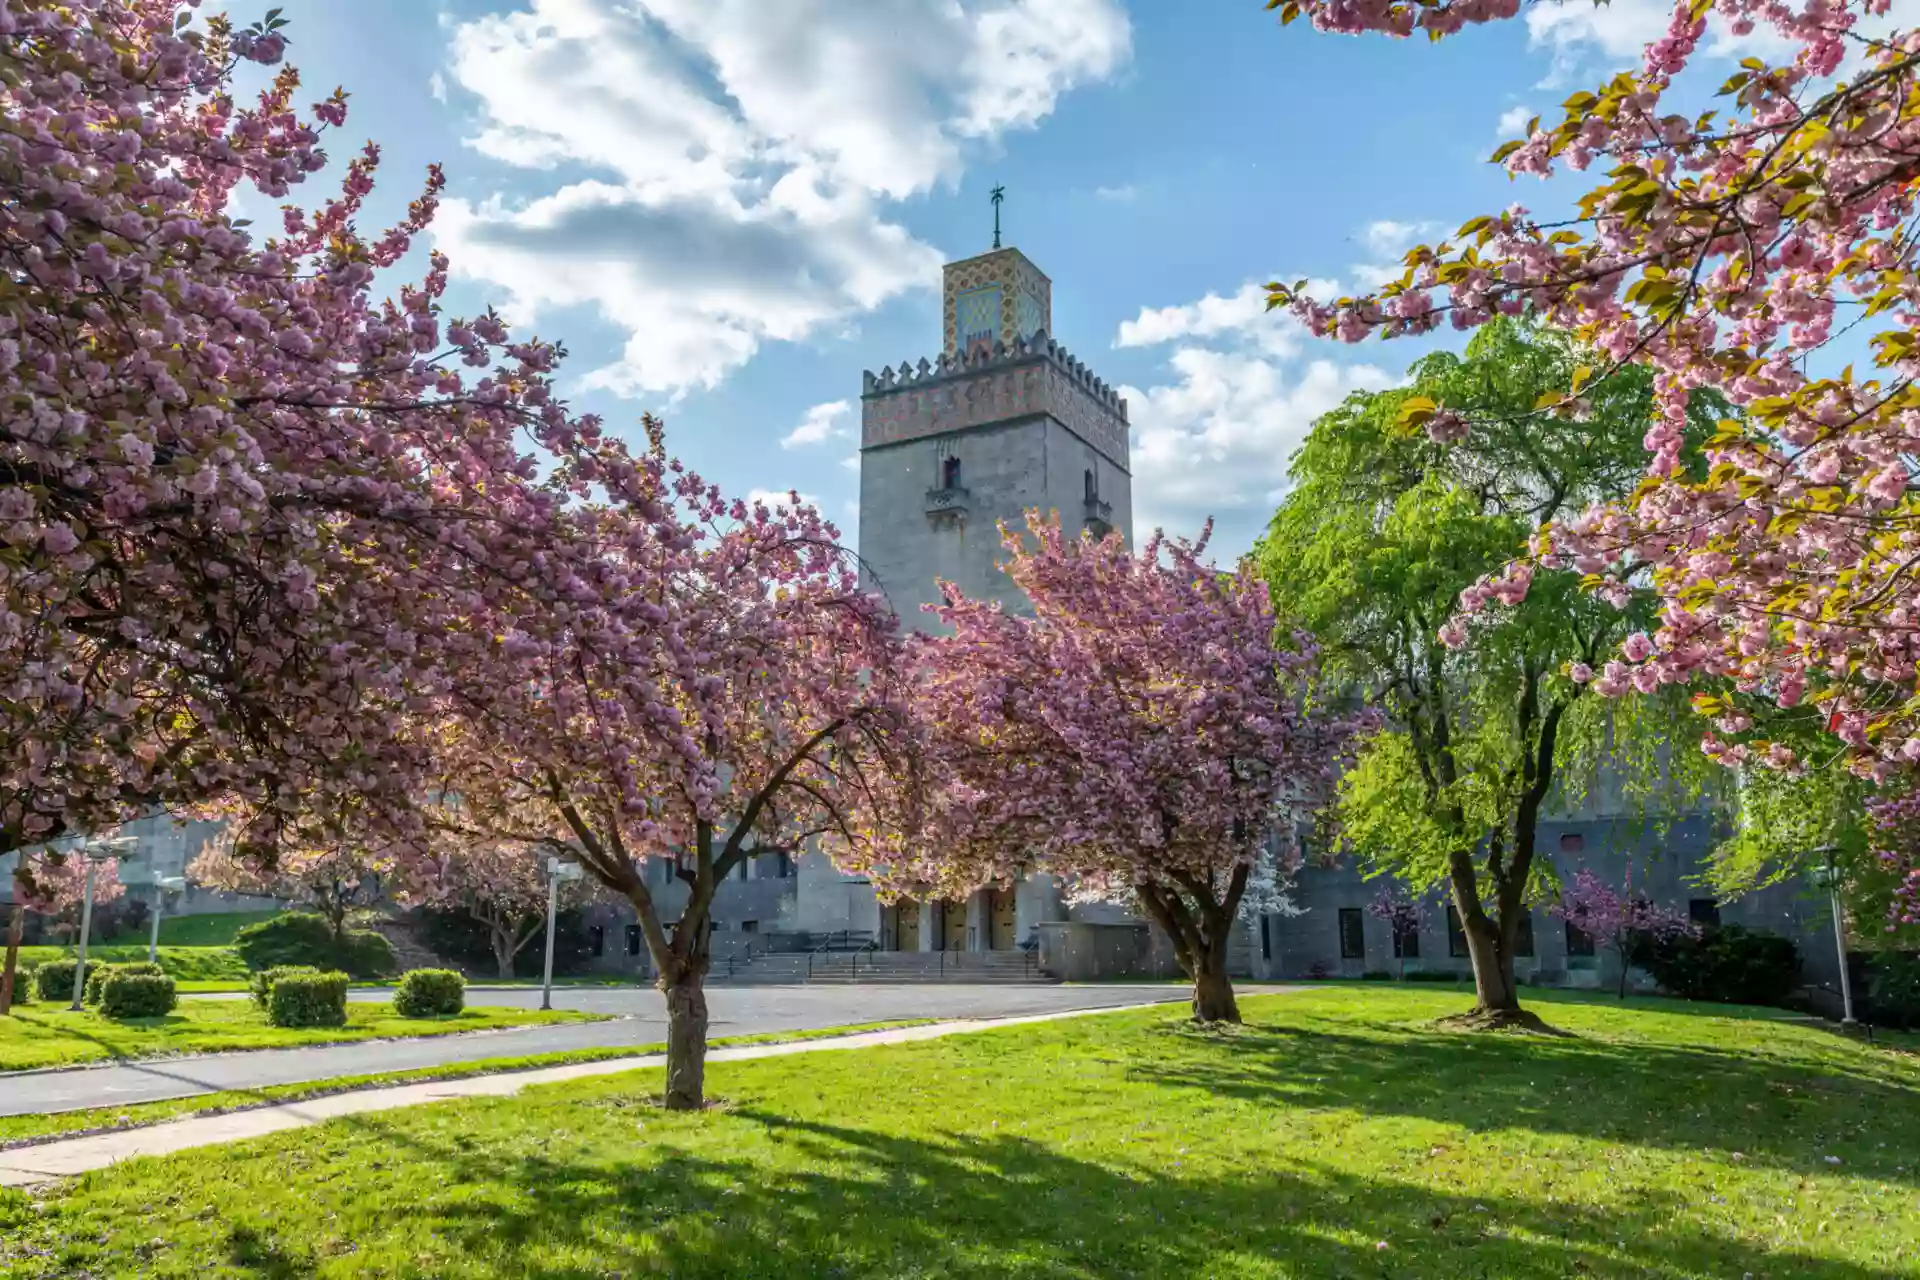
[{"left": 709, "top": 949, "right": 1052, "bottom": 985}]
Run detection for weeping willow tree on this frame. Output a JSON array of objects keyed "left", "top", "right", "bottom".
[{"left": 1259, "top": 320, "right": 1725, "bottom": 1026}]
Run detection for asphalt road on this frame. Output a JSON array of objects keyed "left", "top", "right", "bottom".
[{"left": 3, "top": 984, "right": 1213, "bottom": 1116}]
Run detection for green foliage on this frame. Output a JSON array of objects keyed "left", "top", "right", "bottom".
[
  {"left": 1360, "top": 970, "right": 1395, "bottom": 981},
  {"left": 1867, "top": 953, "right": 1920, "bottom": 1029},
  {"left": 266, "top": 970, "right": 350, "bottom": 1028},
  {"left": 1402, "top": 969, "right": 1468, "bottom": 983},
  {"left": 1632, "top": 925, "right": 1801, "bottom": 1007},
  {"left": 249, "top": 964, "right": 323, "bottom": 1010},
  {"left": 32, "top": 960, "right": 81, "bottom": 1003},
  {"left": 98, "top": 972, "right": 178, "bottom": 1019},
  {"left": 233, "top": 912, "right": 395, "bottom": 979},
  {"left": 84, "top": 961, "right": 164, "bottom": 1005},
  {"left": 393, "top": 968, "right": 466, "bottom": 1018},
  {"left": 16, "top": 944, "right": 248, "bottom": 982},
  {"left": 1259, "top": 320, "right": 1723, "bottom": 962}
]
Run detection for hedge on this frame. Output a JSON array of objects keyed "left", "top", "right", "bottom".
[
  {"left": 250, "top": 964, "right": 323, "bottom": 1010},
  {"left": 1633, "top": 924, "right": 1801, "bottom": 1007},
  {"left": 33, "top": 960, "right": 85, "bottom": 1003},
  {"left": 234, "top": 913, "right": 396, "bottom": 980},
  {"left": 393, "top": 968, "right": 466, "bottom": 1018},
  {"left": 99, "top": 972, "right": 178, "bottom": 1019},
  {"left": 86, "top": 961, "right": 165, "bottom": 1005},
  {"left": 267, "top": 970, "right": 350, "bottom": 1028}
]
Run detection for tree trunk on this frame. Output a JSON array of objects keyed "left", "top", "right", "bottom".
[
  {"left": 0, "top": 902, "right": 24, "bottom": 1017},
  {"left": 491, "top": 928, "right": 517, "bottom": 981},
  {"left": 661, "top": 961, "right": 710, "bottom": 1110},
  {"left": 1190, "top": 951, "right": 1241, "bottom": 1024},
  {"left": 1461, "top": 913, "right": 1519, "bottom": 1014}
]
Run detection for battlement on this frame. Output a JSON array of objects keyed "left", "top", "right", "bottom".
[
  {"left": 860, "top": 330, "right": 1128, "bottom": 419},
  {"left": 859, "top": 330, "right": 1130, "bottom": 471}
]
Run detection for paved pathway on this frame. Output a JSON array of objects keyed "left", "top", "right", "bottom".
[
  {"left": 2, "top": 984, "right": 1215, "bottom": 1117},
  {"left": 0, "top": 1005, "right": 1217, "bottom": 1188}
]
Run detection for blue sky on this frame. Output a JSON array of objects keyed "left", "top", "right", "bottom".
[{"left": 261, "top": 0, "right": 1765, "bottom": 558}]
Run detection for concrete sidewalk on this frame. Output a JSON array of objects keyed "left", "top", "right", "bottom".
[{"left": 0, "top": 1002, "right": 1180, "bottom": 1189}]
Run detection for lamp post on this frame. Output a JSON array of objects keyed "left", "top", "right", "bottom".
[
  {"left": 70, "top": 837, "right": 136, "bottom": 1010},
  {"left": 541, "top": 856, "right": 584, "bottom": 1012},
  {"left": 1809, "top": 848, "right": 1854, "bottom": 1026},
  {"left": 147, "top": 876, "right": 187, "bottom": 963}
]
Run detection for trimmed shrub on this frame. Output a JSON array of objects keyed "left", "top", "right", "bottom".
[
  {"left": 1868, "top": 953, "right": 1920, "bottom": 1029},
  {"left": 267, "top": 970, "right": 350, "bottom": 1028},
  {"left": 393, "top": 968, "right": 466, "bottom": 1018},
  {"left": 250, "top": 964, "right": 323, "bottom": 1009},
  {"left": 9, "top": 966, "right": 34, "bottom": 1004},
  {"left": 1633, "top": 924, "right": 1801, "bottom": 1007},
  {"left": 99, "top": 972, "right": 178, "bottom": 1019},
  {"left": 1360, "top": 970, "right": 1394, "bottom": 982},
  {"left": 340, "top": 929, "right": 398, "bottom": 980},
  {"left": 234, "top": 913, "right": 397, "bottom": 980},
  {"left": 33, "top": 960, "right": 82, "bottom": 1003},
  {"left": 86, "top": 960, "right": 164, "bottom": 1005}
]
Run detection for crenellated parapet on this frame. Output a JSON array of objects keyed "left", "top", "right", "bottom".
[{"left": 860, "top": 330, "right": 1130, "bottom": 470}]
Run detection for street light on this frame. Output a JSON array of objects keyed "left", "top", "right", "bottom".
[
  {"left": 1809, "top": 847, "right": 1854, "bottom": 1027},
  {"left": 541, "top": 856, "right": 585, "bottom": 1012},
  {"left": 70, "top": 837, "right": 137, "bottom": 1010},
  {"left": 147, "top": 876, "right": 187, "bottom": 964}
]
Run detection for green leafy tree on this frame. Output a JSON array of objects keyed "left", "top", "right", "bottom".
[{"left": 1259, "top": 320, "right": 1722, "bottom": 1025}]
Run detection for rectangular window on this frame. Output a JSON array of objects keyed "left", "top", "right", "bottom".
[
  {"left": 1688, "top": 898, "right": 1721, "bottom": 927},
  {"left": 1513, "top": 910, "right": 1535, "bottom": 958},
  {"left": 736, "top": 858, "right": 749, "bottom": 882},
  {"left": 1565, "top": 921, "right": 1596, "bottom": 958},
  {"left": 1260, "top": 915, "right": 1272, "bottom": 962},
  {"left": 1338, "top": 908, "right": 1365, "bottom": 960},
  {"left": 1393, "top": 921, "right": 1420, "bottom": 959},
  {"left": 1559, "top": 832, "right": 1585, "bottom": 854},
  {"left": 657, "top": 858, "right": 675, "bottom": 886},
  {"left": 1447, "top": 906, "right": 1469, "bottom": 958},
  {"left": 778, "top": 851, "right": 794, "bottom": 879},
  {"left": 624, "top": 925, "right": 642, "bottom": 957},
  {"left": 588, "top": 925, "right": 605, "bottom": 958},
  {"left": 741, "top": 920, "right": 758, "bottom": 933}
]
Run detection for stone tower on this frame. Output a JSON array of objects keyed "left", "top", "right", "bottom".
[{"left": 857, "top": 245, "right": 1133, "bottom": 630}]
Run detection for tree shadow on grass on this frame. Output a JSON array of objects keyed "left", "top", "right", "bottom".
[
  {"left": 223, "top": 1102, "right": 1912, "bottom": 1280},
  {"left": 1132, "top": 1018, "right": 1920, "bottom": 1184}
]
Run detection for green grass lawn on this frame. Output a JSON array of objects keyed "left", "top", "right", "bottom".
[
  {"left": 0, "top": 1019, "right": 935, "bottom": 1147},
  {"left": 13, "top": 943, "right": 248, "bottom": 982},
  {"left": 2, "top": 988, "right": 1915, "bottom": 1278},
  {"left": 0, "top": 997, "right": 601, "bottom": 1071},
  {"left": 125, "top": 910, "right": 280, "bottom": 947}
]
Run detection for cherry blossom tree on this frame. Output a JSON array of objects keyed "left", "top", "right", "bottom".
[
  {"left": 1550, "top": 868, "right": 1698, "bottom": 998},
  {"left": 391, "top": 836, "right": 589, "bottom": 981},
  {"left": 441, "top": 446, "right": 924, "bottom": 1109},
  {"left": 1365, "top": 884, "right": 1426, "bottom": 978},
  {"left": 0, "top": 2, "right": 618, "bottom": 1006},
  {"left": 879, "top": 515, "right": 1370, "bottom": 1024},
  {"left": 1266, "top": 0, "right": 1920, "bottom": 935},
  {"left": 0, "top": 847, "right": 122, "bottom": 1013},
  {"left": 186, "top": 831, "right": 382, "bottom": 941}
]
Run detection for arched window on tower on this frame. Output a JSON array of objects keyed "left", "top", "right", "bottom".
[
  {"left": 942, "top": 455, "right": 962, "bottom": 490},
  {"left": 1083, "top": 468, "right": 1097, "bottom": 501}
]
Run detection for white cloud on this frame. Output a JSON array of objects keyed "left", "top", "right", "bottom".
[
  {"left": 428, "top": 70, "right": 447, "bottom": 103},
  {"left": 432, "top": 0, "right": 1131, "bottom": 395},
  {"left": 1115, "top": 280, "right": 1334, "bottom": 360},
  {"left": 1095, "top": 183, "right": 1137, "bottom": 202},
  {"left": 1114, "top": 276, "right": 1403, "bottom": 555},
  {"left": 1362, "top": 219, "right": 1440, "bottom": 258},
  {"left": 1494, "top": 105, "right": 1535, "bottom": 139},
  {"left": 840, "top": 453, "right": 861, "bottom": 472},
  {"left": 782, "top": 399, "right": 854, "bottom": 449}
]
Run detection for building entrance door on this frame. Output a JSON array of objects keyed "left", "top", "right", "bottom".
[
  {"left": 941, "top": 900, "right": 968, "bottom": 951},
  {"left": 989, "top": 885, "right": 1017, "bottom": 950},
  {"left": 898, "top": 900, "right": 922, "bottom": 951}
]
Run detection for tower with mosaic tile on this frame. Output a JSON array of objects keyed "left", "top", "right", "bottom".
[{"left": 857, "top": 238, "right": 1134, "bottom": 632}]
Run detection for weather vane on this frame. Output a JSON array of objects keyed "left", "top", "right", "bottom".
[{"left": 991, "top": 185, "right": 1005, "bottom": 249}]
